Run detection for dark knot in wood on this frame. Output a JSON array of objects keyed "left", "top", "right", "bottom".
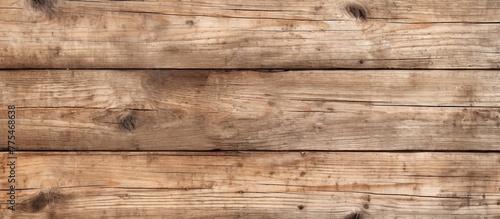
[
  {"left": 120, "top": 114, "right": 136, "bottom": 132},
  {"left": 27, "top": 0, "right": 57, "bottom": 18},
  {"left": 345, "top": 2, "right": 368, "bottom": 21},
  {"left": 19, "top": 191, "right": 66, "bottom": 213},
  {"left": 345, "top": 212, "right": 362, "bottom": 219}
]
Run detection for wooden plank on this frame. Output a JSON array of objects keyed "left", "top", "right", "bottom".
[
  {"left": 1, "top": 70, "right": 499, "bottom": 151},
  {"left": 0, "top": 152, "right": 499, "bottom": 218},
  {"left": 0, "top": 0, "right": 498, "bottom": 68}
]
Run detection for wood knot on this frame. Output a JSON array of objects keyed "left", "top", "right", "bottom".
[
  {"left": 345, "top": 212, "right": 362, "bottom": 219},
  {"left": 120, "top": 114, "right": 136, "bottom": 132},
  {"left": 345, "top": 2, "right": 368, "bottom": 21},
  {"left": 27, "top": 0, "right": 57, "bottom": 18},
  {"left": 19, "top": 191, "right": 67, "bottom": 213}
]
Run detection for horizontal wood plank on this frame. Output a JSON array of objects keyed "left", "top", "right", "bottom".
[
  {"left": 0, "top": 152, "right": 499, "bottom": 218},
  {"left": 1, "top": 70, "right": 499, "bottom": 151},
  {"left": 0, "top": 0, "right": 498, "bottom": 68}
]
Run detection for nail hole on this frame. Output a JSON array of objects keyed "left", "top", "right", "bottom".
[{"left": 363, "top": 203, "right": 369, "bottom": 209}]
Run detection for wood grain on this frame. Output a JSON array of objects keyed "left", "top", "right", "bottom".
[
  {"left": 1, "top": 70, "right": 499, "bottom": 151},
  {"left": 1, "top": 152, "right": 499, "bottom": 218},
  {"left": 0, "top": 0, "right": 498, "bottom": 68}
]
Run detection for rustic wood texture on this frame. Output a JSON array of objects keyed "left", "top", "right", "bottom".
[
  {"left": 1, "top": 70, "right": 499, "bottom": 151},
  {"left": 0, "top": 0, "right": 498, "bottom": 68},
  {"left": 1, "top": 152, "right": 499, "bottom": 218},
  {"left": 1, "top": 0, "right": 499, "bottom": 217}
]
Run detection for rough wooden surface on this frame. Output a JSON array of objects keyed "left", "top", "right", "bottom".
[
  {"left": 0, "top": 152, "right": 499, "bottom": 218},
  {"left": 1, "top": 70, "right": 499, "bottom": 151},
  {"left": 0, "top": 0, "right": 498, "bottom": 68},
  {"left": 1, "top": 0, "right": 499, "bottom": 217}
]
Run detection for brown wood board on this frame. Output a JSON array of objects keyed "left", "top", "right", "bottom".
[
  {"left": 0, "top": 0, "right": 498, "bottom": 68},
  {"left": 1, "top": 152, "right": 499, "bottom": 218},
  {"left": 1, "top": 70, "right": 499, "bottom": 151}
]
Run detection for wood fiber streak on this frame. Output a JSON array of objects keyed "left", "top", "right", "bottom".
[
  {"left": 1, "top": 70, "right": 499, "bottom": 150},
  {"left": 0, "top": 152, "right": 499, "bottom": 218},
  {"left": 0, "top": 0, "right": 498, "bottom": 68}
]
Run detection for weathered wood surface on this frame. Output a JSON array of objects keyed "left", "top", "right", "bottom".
[
  {"left": 1, "top": 70, "right": 499, "bottom": 151},
  {"left": 1, "top": 152, "right": 499, "bottom": 218},
  {"left": 0, "top": 0, "right": 498, "bottom": 68}
]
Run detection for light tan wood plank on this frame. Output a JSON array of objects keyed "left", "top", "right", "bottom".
[
  {"left": 0, "top": 152, "right": 499, "bottom": 218},
  {"left": 1, "top": 70, "right": 499, "bottom": 150},
  {"left": 0, "top": 0, "right": 498, "bottom": 68}
]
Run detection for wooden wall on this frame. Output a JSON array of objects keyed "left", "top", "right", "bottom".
[{"left": 0, "top": 0, "right": 499, "bottom": 218}]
